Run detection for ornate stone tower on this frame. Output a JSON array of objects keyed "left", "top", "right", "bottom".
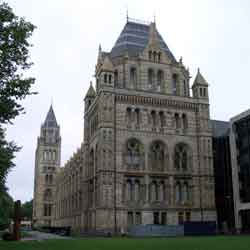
[
  {"left": 82, "top": 18, "right": 216, "bottom": 233},
  {"left": 33, "top": 105, "right": 61, "bottom": 227}
]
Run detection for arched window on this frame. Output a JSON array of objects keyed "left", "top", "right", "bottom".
[
  {"left": 45, "top": 174, "right": 49, "bottom": 184},
  {"left": 134, "top": 180, "right": 140, "bottom": 202},
  {"left": 159, "top": 111, "right": 165, "bottom": 128},
  {"left": 130, "top": 67, "right": 137, "bottom": 87},
  {"left": 108, "top": 74, "right": 112, "bottom": 84},
  {"left": 159, "top": 181, "right": 165, "bottom": 201},
  {"left": 203, "top": 88, "right": 207, "bottom": 97},
  {"left": 149, "top": 141, "right": 166, "bottom": 171},
  {"left": 44, "top": 188, "right": 52, "bottom": 200},
  {"left": 158, "top": 52, "right": 161, "bottom": 62},
  {"left": 148, "top": 69, "right": 154, "bottom": 87},
  {"left": 174, "top": 143, "right": 191, "bottom": 171},
  {"left": 175, "top": 182, "right": 181, "bottom": 203},
  {"left": 151, "top": 181, "right": 157, "bottom": 201},
  {"left": 126, "top": 179, "right": 132, "bottom": 201},
  {"left": 183, "top": 182, "right": 189, "bottom": 203},
  {"left": 126, "top": 107, "right": 132, "bottom": 126},
  {"left": 151, "top": 110, "right": 156, "bottom": 127},
  {"left": 104, "top": 73, "right": 107, "bottom": 83},
  {"left": 135, "top": 108, "right": 140, "bottom": 126},
  {"left": 125, "top": 138, "right": 144, "bottom": 169},
  {"left": 172, "top": 74, "right": 178, "bottom": 95},
  {"left": 153, "top": 51, "right": 157, "bottom": 62},
  {"left": 114, "top": 70, "right": 118, "bottom": 86},
  {"left": 175, "top": 113, "right": 180, "bottom": 129},
  {"left": 157, "top": 70, "right": 164, "bottom": 91},
  {"left": 182, "top": 114, "right": 188, "bottom": 130},
  {"left": 90, "top": 149, "right": 94, "bottom": 171},
  {"left": 49, "top": 174, "right": 53, "bottom": 184}
]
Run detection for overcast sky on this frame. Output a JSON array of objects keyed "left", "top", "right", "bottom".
[{"left": 5, "top": 0, "right": 250, "bottom": 202}]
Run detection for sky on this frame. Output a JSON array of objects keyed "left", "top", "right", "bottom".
[{"left": 4, "top": 0, "right": 250, "bottom": 202}]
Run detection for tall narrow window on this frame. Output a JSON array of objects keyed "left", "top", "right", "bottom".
[
  {"left": 126, "top": 107, "right": 132, "bottom": 126},
  {"left": 161, "top": 212, "right": 167, "bottom": 225},
  {"left": 149, "top": 51, "right": 152, "bottom": 60},
  {"left": 135, "top": 108, "right": 140, "bottom": 126},
  {"left": 108, "top": 74, "right": 112, "bottom": 84},
  {"left": 178, "top": 212, "right": 184, "bottom": 225},
  {"left": 134, "top": 180, "right": 140, "bottom": 202},
  {"left": 153, "top": 212, "right": 160, "bottom": 224},
  {"left": 135, "top": 212, "right": 142, "bottom": 225},
  {"left": 114, "top": 70, "right": 118, "bottom": 86},
  {"left": 157, "top": 70, "right": 164, "bottom": 91},
  {"left": 183, "top": 80, "right": 187, "bottom": 96},
  {"left": 175, "top": 113, "right": 180, "bottom": 129},
  {"left": 126, "top": 180, "right": 132, "bottom": 201},
  {"left": 104, "top": 73, "right": 107, "bottom": 83},
  {"left": 151, "top": 110, "right": 156, "bottom": 127},
  {"left": 153, "top": 51, "right": 157, "bottom": 62},
  {"left": 203, "top": 88, "right": 207, "bottom": 97},
  {"left": 130, "top": 67, "right": 137, "bottom": 87},
  {"left": 148, "top": 69, "right": 154, "bottom": 87},
  {"left": 176, "top": 182, "right": 181, "bottom": 203},
  {"left": 159, "top": 181, "right": 164, "bottom": 201},
  {"left": 151, "top": 181, "right": 157, "bottom": 201},
  {"left": 172, "top": 74, "right": 178, "bottom": 95},
  {"left": 159, "top": 111, "right": 165, "bottom": 127},
  {"left": 182, "top": 114, "right": 188, "bottom": 130},
  {"left": 158, "top": 52, "right": 161, "bottom": 62},
  {"left": 128, "top": 212, "right": 133, "bottom": 226},
  {"left": 183, "top": 182, "right": 189, "bottom": 203}
]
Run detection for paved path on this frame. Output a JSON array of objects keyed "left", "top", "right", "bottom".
[{"left": 22, "top": 230, "right": 71, "bottom": 241}]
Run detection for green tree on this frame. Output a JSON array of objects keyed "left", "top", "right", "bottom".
[
  {"left": 21, "top": 200, "right": 33, "bottom": 220},
  {"left": 0, "top": 189, "right": 13, "bottom": 229},
  {"left": 0, "top": 2, "right": 36, "bottom": 194}
]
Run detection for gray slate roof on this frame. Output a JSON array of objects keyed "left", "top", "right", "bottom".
[
  {"left": 44, "top": 105, "right": 58, "bottom": 127},
  {"left": 211, "top": 120, "right": 229, "bottom": 137},
  {"left": 110, "top": 21, "right": 176, "bottom": 62}
]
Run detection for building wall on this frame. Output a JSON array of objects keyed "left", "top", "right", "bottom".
[{"left": 51, "top": 20, "right": 217, "bottom": 233}]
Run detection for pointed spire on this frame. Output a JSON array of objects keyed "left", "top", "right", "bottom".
[
  {"left": 193, "top": 68, "right": 208, "bottom": 86},
  {"left": 97, "top": 44, "right": 103, "bottom": 63},
  {"left": 148, "top": 21, "right": 160, "bottom": 47},
  {"left": 85, "top": 81, "right": 96, "bottom": 99},
  {"left": 44, "top": 105, "right": 58, "bottom": 127},
  {"left": 126, "top": 6, "right": 129, "bottom": 22}
]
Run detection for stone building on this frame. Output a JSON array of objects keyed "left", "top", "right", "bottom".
[
  {"left": 33, "top": 18, "right": 217, "bottom": 232},
  {"left": 33, "top": 105, "right": 61, "bottom": 227}
]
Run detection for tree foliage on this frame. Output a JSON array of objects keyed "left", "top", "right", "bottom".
[
  {"left": 21, "top": 199, "right": 33, "bottom": 220},
  {"left": 0, "top": 189, "right": 13, "bottom": 229},
  {"left": 0, "top": 2, "right": 36, "bottom": 194}
]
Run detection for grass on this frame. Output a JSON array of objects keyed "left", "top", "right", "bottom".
[{"left": 0, "top": 236, "right": 250, "bottom": 250}]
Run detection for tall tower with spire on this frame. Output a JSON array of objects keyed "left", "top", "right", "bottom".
[{"left": 33, "top": 105, "right": 61, "bottom": 227}]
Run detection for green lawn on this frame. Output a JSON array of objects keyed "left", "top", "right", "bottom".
[{"left": 0, "top": 236, "right": 250, "bottom": 250}]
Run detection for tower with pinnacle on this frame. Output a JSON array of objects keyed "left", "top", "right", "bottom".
[{"left": 33, "top": 105, "right": 61, "bottom": 227}]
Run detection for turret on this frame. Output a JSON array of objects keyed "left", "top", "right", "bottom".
[
  {"left": 84, "top": 81, "right": 96, "bottom": 112},
  {"left": 192, "top": 68, "right": 209, "bottom": 99}
]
